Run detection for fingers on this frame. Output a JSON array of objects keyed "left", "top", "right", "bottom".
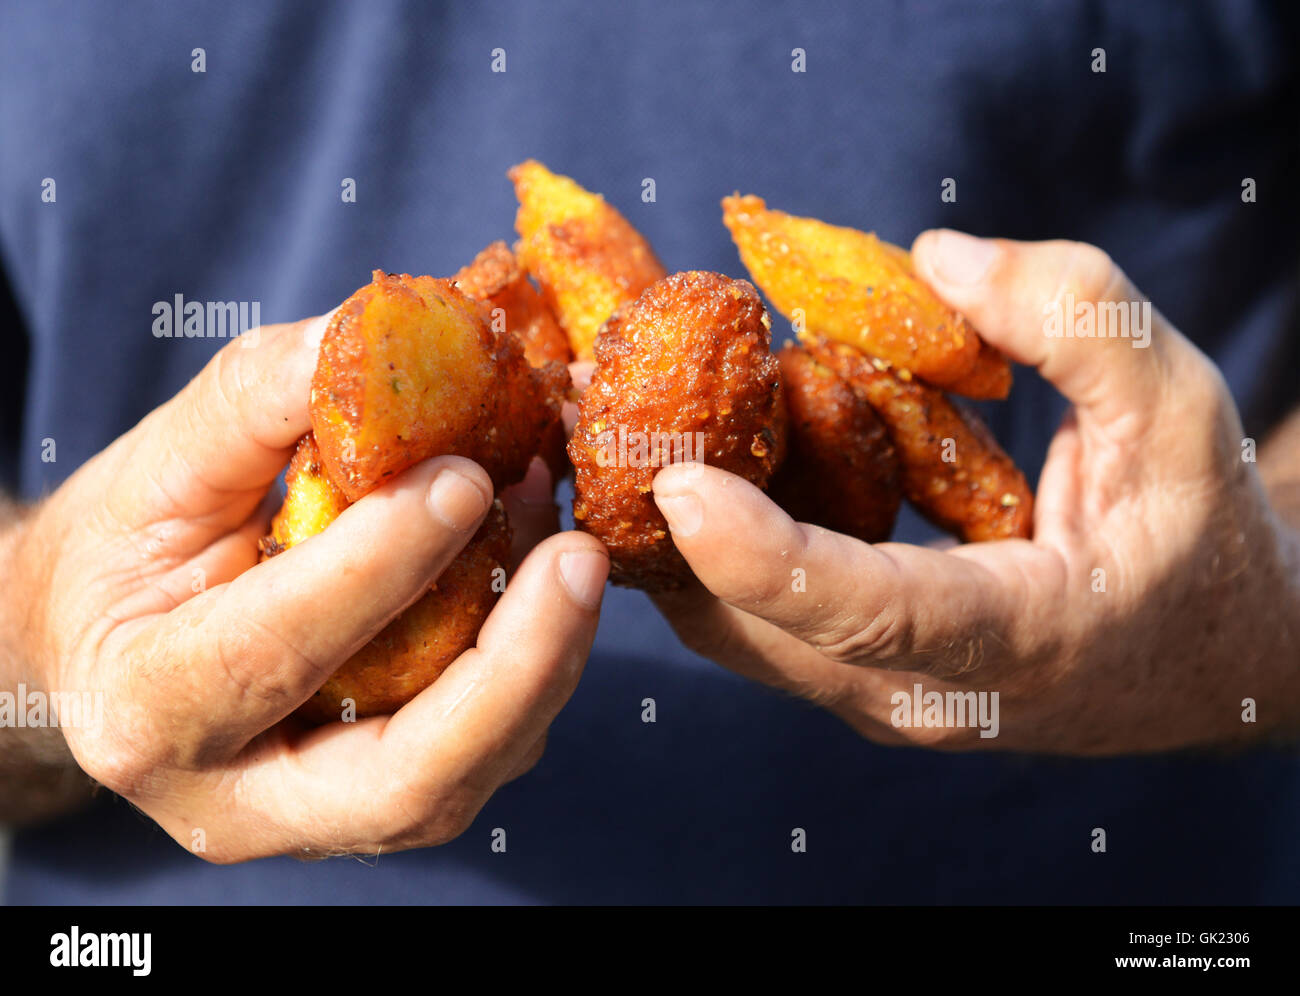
[
  {"left": 113, "top": 313, "right": 331, "bottom": 527},
  {"left": 500, "top": 457, "right": 559, "bottom": 569},
  {"left": 113, "top": 455, "right": 495, "bottom": 756},
  {"left": 290, "top": 532, "right": 606, "bottom": 849},
  {"left": 563, "top": 361, "right": 595, "bottom": 437},
  {"left": 653, "top": 463, "right": 1062, "bottom": 674},
  {"left": 179, "top": 534, "right": 603, "bottom": 860},
  {"left": 911, "top": 231, "right": 1204, "bottom": 435},
  {"left": 652, "top": 579, "right": 872, "bottom": 706}
]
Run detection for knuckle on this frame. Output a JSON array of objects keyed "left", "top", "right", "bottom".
[
  {"left": 74, "top": 729, "right": 160, "bottom": 798},
  {"left": 815, "top": 601, "right": 913, "bottom": 666},
  {"left": 429, "top": 805, "right": 478, "bottom": 844},
  {"left": 210, "top": 612, "right": 319, "bottom": 710},
  {"left": 747, "top": 581, "right": 794, "bottom": 622},
  {"left": 1062, "top": 240, "right": 1125, "bottom": 303}
]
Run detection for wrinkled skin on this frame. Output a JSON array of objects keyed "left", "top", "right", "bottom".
[
  {"left": 570, "top": 271, "right": 786, "bottom": 590},
  {"left": 511, "top": 159, "right": 666, "bottom": 361},
  {"left": 722, "top": 194, "right": 1011, "bottom": 399},
  {"left": 1, "top": 305, "right": 609, "bottom": 859},
  {"left": 807, "top": 337, "right": 1033, "bottom": 542},
  {"left": 260, "top": 434, "right": 511, "bottom": 723},
  {"left": 768, "top": 344, "right": 901, "bottom": 543},
  {"left": 311, "top": 270, "right": 568, "bottom": 500}
]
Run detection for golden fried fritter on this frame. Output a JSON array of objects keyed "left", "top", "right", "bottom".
[
  {"left": 722, "top": 195, "right": 1012, "bottom": 399},
  {"left": 259, "top": 433, "right": 351, "bottom": 558},
  {"left": 570, "top": 271, "right": 787, "bottom": 590},
  {"left": 452, "top": 240, "right": 572, "bottom": 367},
  {"left": 945, "top": 339, "right": 1013, "bottom": 401},
  {"left": 806, "top": 338, "right": 1032, "bottom": 542},
  {"left": 768, "top": 344, "right": 901, "bottom": 543},
  {"left": 510, "top": 160, "right": 667, "bottom": 361},
  {"left": 310, "top": 270, "right": 567, "bottom": 501},
  {"left": 453, "top": 241, "right": 574, "bottom": 478},
  {"left": 261, "top": 434, "right": 510, "bottom": 724}
]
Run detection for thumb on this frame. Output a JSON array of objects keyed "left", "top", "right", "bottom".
[{"left": 911, "top": 231, "right": 1204, "bottom": 435}]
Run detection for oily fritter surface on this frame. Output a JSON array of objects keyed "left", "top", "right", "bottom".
[
  {"left": 722, "top": 194, "right": 1011, "bottom": 399},
  {"left": 310, "top": 270, "right": 567, "bottom": 500},
  {"left": 261, "top": 434, "right": 510, "bottom": 724},
  {"left": 947, "top": 339, "right": 1013, "bottom": 401},
  {"left": 510, "top": 159, "right": 666, "bottom": 361},
  {"left": 806, "top": 338, "right": 1032, "bottom": 541},
  {"left": 453, "top": 241, "right": 573, "bottom": 478},
  {"left": 768, "top": 344, "right": 901, "bottom": 543},
  {"left": 452, "top": 240, "right": 572, "bottom": 367},
  {"left": 570, "top": 271, "right": 787, "bottom": 590}
]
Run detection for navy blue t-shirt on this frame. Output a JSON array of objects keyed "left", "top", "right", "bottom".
[{"left": 1, "top": 0, "right": 1297, "bottom": 903}]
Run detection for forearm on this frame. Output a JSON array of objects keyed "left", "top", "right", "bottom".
[{"left": 0, "top": 498, "right": 94, "bottom": 826}]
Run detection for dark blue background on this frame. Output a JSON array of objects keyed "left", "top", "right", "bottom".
[{"left": 0, "top": 0, "right": 1297, "bottom": 903}]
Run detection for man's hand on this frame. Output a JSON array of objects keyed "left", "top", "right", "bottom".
[
  {"left": 651, "top": 232, "right": 1300, "bottom": 754},
  {"left": 0, "top": 316, "right": 609, "bottom": 858}
]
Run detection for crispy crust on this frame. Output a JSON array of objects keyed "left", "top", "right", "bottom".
[
  {"left": 944, "top": 339, "right": 1013, "bottom": 401},
  {"left": 260, "top": 434, "right": 351, "bottom": 557},
  {"left": 570, "top": 271, "right": 787, "bottom": 590},
  {"left": 452, "top": 240, "right": 572, "bottom": 367},
  {"left": 768, "top": 344, "right": 901, "bottom": 543},
  {"left": 722, "top": 194, "right": 1011, "bottom": 399},
  {"left": 806, "top": 338, "right": 1033, "bottom": 542},
  {"left": 510, "top": 160, "right": 666, "bottom": 361},
  {"left": 309, "top": 270, "right": 567, "bottom": 500}
]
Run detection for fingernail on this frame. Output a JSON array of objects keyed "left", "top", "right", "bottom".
[
  {"left": 428, "top": 468, "right": 491, "bottom": 530},
  {"left": 656, "top": 493, "right": 703, "bottom": 538},
  {"left": 558, "top": 550, "right": 608, "bottom": 609},
  {"left": 929, "top": 230, "right": 998, "bottom": 285}
]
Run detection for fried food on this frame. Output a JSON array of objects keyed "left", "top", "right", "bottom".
[
  {"left": 721, "top": 194, "right": 1011, "bottom": 399},
  {"left": 510, "top": 159, "right": 667, "bottom": 361},
  {"left": 806, "top": 338, "right": 1032, "bottom": 542},
  {"left": 310, "top": 270, "right": 567, "bottom": 501},
  {"left": 259, "top": 433, "right": 351, "bottom": 558},
  {"left": 768, "top": 344, "right": 901, "bottom": 543},
  {"left": 570, "top": 271, "right": 786, "bottom": 590},
  {"left": 945, "top": 339, "right": 1013, "bottom": 401},
  {"left": 452, "top": 240, "right": 572, "bottom": 367},
  {"left": 260, "top": 434, "right": 510, "bottom": 724},
  {"left": 453, "top": 241, "right": 573, "bottom": 478}
]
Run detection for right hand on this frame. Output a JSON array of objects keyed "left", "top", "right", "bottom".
[{"left": 8, "top": 315, "right": 608, "bottom": 861}]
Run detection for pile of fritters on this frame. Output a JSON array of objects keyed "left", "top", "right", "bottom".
[{"left": 262, "top": 160, "right": 1033, "bottom": 722}]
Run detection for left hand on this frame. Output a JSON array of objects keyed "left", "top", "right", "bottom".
[{"left": 650, "top": 232, "right": 1300, "bottom": 754}]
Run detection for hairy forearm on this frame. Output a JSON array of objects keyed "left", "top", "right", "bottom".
[{"left": 0, "top": 498, "right": 94, "bottom": 826}]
